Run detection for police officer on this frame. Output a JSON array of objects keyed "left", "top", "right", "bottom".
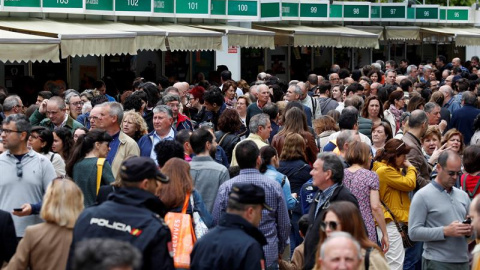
[
  {"left": 68, "top": 156, "right": 174, "bottom": 270},
  {"left": 190, "top": 183, "right": 269, "bottom": 270}
]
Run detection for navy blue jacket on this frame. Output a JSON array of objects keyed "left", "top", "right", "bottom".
[
  {"left": 68, "top": 188, "right": 174, "bottom": 270},
  {"left": 191, "top": 213, "right": 267, "bottom": 270},
  {"left": 138, "top": 129, "right": 177, "bottom": 157},
  {"left": 449, "top": 104, "right": 480, "bottom": 145}
]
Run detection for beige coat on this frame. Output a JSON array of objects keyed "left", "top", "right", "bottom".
[
  {"left": 4, "top": 222, "right": 73, "bottom": 270},
  {"left": 111, "top": 131, "right": 140, "bottom": 181}
]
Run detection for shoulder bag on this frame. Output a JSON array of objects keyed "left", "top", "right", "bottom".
[
  {"left": 96, "top": 158, "right": 106, "bottom": 195},
  {"left": 190, "top": 193, "right": 209, "bottom": 239},
  {"left": 164, "top": 193, "right": 196, "bottom": 269},
  {"left": 381, "top": 201, "right": 415, "bottom": 248}
]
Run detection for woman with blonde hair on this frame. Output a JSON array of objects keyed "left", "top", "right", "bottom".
[
  {"left": 6, "top": 178, "right": 84, "bottom": 270},
  {"left": 158, "top": 158, "right": 213, "bottom": 228},
  {"left": 122, "top": 110, "right": 148, "bottom": 142}
]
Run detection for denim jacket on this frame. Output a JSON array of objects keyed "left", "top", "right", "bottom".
[{"left": 263, "top": 165, "right": 297, "bottom": 210}]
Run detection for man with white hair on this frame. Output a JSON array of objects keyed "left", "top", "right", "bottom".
[
  {"left": 407, "top": 65, "right": 419, "bottom": 83},
  {"left": 439, "top": 85, "right": 461, "bottom": 115},
  {"left": 298, "top": 82, "right": 321, "bottom": 119},
  {"left": 318, "top": 232, "right": 363, "bottom": 270},
  {"left": 246, "top": 84, "right": 270, "bottom": 128},
  {"left": 420, "top": 65, "right": 433, "bottom": 83}
]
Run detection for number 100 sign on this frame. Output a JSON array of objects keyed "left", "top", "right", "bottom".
[{"left": 228, "top": 0, "right": 257, "bottom": 16}]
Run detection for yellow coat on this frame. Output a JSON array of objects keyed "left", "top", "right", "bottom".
[{"left": 373, "top": 161, "right": 417, "bottom": 223}]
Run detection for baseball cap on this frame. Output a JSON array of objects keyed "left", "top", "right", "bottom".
[
  {"left": 229, "top": 183, "right": 272, "bottom": 211},
  {"left": 120, "top": 157, "right": 169, "bottom": 183}
]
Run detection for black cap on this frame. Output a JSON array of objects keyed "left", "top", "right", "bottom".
[
  {"left": 229, "top": 183, "right": 272, "bottom": 211},
  {"left": 120, "top": 157, "right": 169, "bottom": 183}
]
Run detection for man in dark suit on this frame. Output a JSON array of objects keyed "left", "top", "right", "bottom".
[{"left": 0, "top": 209, "right": 17, "bottom": 265}]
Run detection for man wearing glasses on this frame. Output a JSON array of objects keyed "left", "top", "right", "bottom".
[
  {"left": 409, "top": 150, "right": 472, "bottom": 270},
  {"left": 2, "top": 95, "right": 24, "bottom": 118},
  {"left": 29, "top": 96, "right": 84, "bottom": 133},
  {"left": 0, "top": 114, "right": 56, "bottom": 238}
]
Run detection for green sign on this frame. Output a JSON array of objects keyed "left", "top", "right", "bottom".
[
  {"left": 447, "top": 9, "right": 468, "bottom": 21},
  {"left": 211, "top": 0, "right": 226, "bottom": 15},
  {"left": 407, "top": 7, "right": 415, "bottom": 19},
  {"left": 115, "top": 0, "right": 150, "bottom": 11},
  {"left": 154, "top": 0, "right": 173, "bottom": 13},
  {"left": 416, "top": 7, "right": 438, "bottom": 19},
  {"left": 282, "top": 2, "right": 298, "bottom": 17},
  {"left": 329, "top": 4, "right": 342, "bottom": 18},
  {"left": 86, "top": 0, "right": 113, "bottom": 11},
  {"left": 371, "top": 6, "right": 380, "bottom": 19},
  {"left": 381, "top": 6, "right": 405, "bottom": 19},
  {"left": 4, "top": 0, "right": 40, "bottom": 7},
  {"left": 228, "top": 0, "right": 257, "bottom": 16},
  {"left": 261, "top": 2, "right": 279, "bottom": 18},
  {"left": 176, "top": 0, "right": 208, "bottom": 14},
  {"left": 344, "top": 4, "right": 369, "bottom": 18},
  {"left": 300, "top": 3, "right": 327, "bottom": 18},
  {"left": 43, "top": 0, "right": 82, "bottom": 8}
]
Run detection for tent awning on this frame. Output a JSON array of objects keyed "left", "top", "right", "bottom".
[
  {"left": 421, "top": 27, "right": 480, "bottom": 47},
  {"left": 192, "top": 24, "right": 275, "bottom": 49},
  {"left": 149, "top": 24, "right": 223, "bottom": 51},
  {"left": 253, "top": 25, "right": 379, "bottom": 49},
  {"left": 385, "top": 26, "right": 421, "bottom": 41},
  {"left": 0, "top": 29, "right": 60, "bottom": 63},
  {"left": 349, "top": 26, "right": 385, "bottom": 41},
  {"left": 75, "top": 21, "right": 167, "bottom": 52},
  {"left": 0, "top": 19, "right": 137, "bottom": 58}
]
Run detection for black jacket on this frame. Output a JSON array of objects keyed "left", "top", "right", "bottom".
[
  {"left": 191, "top": 213, "right": 267, "bottom": 270},
  {"left": 303, "top": 185, "right": 359, "bottom": 270},
  {"left": 68, "top": 188, "right": 174, "bottom": 270},
  {"left": 0, "top": 210, "right": 17, "bottom": 264}
]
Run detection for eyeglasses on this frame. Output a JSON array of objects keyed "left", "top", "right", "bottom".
[
  {"left": 16, "top": 161, "right": 23, "bottom": 178},
  {"left": 71, "top": 101, "right": 84, "bottom": 107},
  {"left": 29, "top": 134, "right": 43, "bottom": 141},
  {"left": 446, "top": 170, "right": 462, "bottom": 177},
  {"left": 396, "top": 142, "right": 405, "bottom": 151},
  {"left": 1, "top": 128, "right": 23, "bottom": 135},
  {"left": 320, "top": 221, "right": 339, "bottom": 232},
  {"left": 88, "top": 116, "right": 99, "bottom": 121},
  {"left": 15, "top": 105, "right": 25, "bottom": 110}
]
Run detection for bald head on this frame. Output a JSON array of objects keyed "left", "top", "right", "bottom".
[
  {"left": 439, "top": 85, "right": 453, "bottom": 98},
  {"left": 452, "top": 58, "right": 461, "bottom": 67},
  {"left": 319, "top": 232, "right": 362, "bottom": 270}
]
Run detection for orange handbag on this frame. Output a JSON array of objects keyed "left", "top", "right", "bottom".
[{"left": 164, "top": 193, "right": 196, "bottom": 269}]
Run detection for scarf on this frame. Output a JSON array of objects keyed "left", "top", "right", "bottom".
[{"left": 389, "top": 104, "right": 403, "bottom": 133}]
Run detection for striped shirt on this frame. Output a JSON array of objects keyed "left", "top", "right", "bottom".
[{"left": 212, "top": 169, "right": 291, "bottom": 267}]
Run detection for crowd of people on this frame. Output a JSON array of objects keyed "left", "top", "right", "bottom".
[{"left": 1, "top": 55, "right": 480, "bottom": 270}]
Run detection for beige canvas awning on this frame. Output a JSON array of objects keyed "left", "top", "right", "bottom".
[
  {"left": 0, "top": 29, "right": 60, "bottom": 63},
  {"left": 0, "top": 19, "right": 137, "bottom": 58},
  {"left": 349, "top": 26, "right": 385, "bottom": 41},
  {"left": 192, "top": 24, "right": 275, "bottom": 49},
  {"left": 385, "top": 26, "right": 421, "bottom": 41},
  {"left": 74, "top": 21, "right": 167, "bottom": 52},
  {"left": 254, "top": 25, "right": 379, "bottom": 49},
  {"left": 149, "top": 24, "right": 223, "bottom": 51},
  {"left": 421, "top": 27, "right": 480, "bottom": 47}
]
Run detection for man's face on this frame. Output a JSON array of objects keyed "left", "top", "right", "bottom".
[
  {"left": 153, "top": 112, "right": 173, "bottom": 135},
  {"left": 257, "top": 121, "right": 272, "bottom": 141},
  {"left": 445, "top": 76, "right": 454, "bottom": 86},
  {"left": 424, "top": 69, "right": 432, "bottom": 79},
  {"left": 437, "top": 156, "right": 462, "bottom": 191},
  {"left": 329, "top": 73, "right": 340, "bottom": 84},
  {"left": 426, "top": 106, "right": 441, "bottom": 125},
  {"left": 208, "top": 130, "right": 218, "bottom": 157},
  {"left": 297, "top": 82, "right": 308, "bottom": 100},
  {"left": 472, "top": 59, "right": 479, "bottom": 66},
  {"left": 386, "top": 63, "right": 392, "bottom": 70},
  {"left": 99, "top": 106, "right": 116, "bottom": 129},
  {"left": 204, "top": 101, "right": 215, "bottom": 112},
  {"left": 285, "top": 86, "right": 299, "bottom": 101},
  {"left": 89, "top": 107, "right": 103, "bottom": 129},
  {"left": 409, "top": 67, "right": 418, "bottom": 77},
  {"left": 430, "top": 80, "right": 439, "bottom": 91},
  {"left": 1, "top": 122, "right": 25, "bottom": 150},
  {"left": 258, "top": 86, "right": 270, "bottom": 104},
  {"left": 69, "top": 96, "right": 84, "bottom": 115},
  {"left": 98, "top": 85, "right": 106, "bottom": 95},
  {"left": 167, "top": 101, "right": 180, "bottom": 117},
  {"left": 436, "top": 58, "right": 444, "bottom": 68},
  {"left": 311, "top": 159, "right": 330, "bottom": 190},
  {"left": 400, "top": 61, "right": 407, "bottom": 68},
  {"left": 319, "top": 238, "right": 362, "bottom": 270},
  {"left": 36, "top": 96, "right": 45, "bottom": 105},
  {"left": 46, "top": 102, "right": 66, "bottom": 126},
  {"left": 386, "top": 71, "right": 396, "bottom": 84}
]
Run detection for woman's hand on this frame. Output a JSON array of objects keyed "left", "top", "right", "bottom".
[
  {"left": 428, "top": 143, "right": 450, "bottom": 164},
  {"left": 381, "top": 234, "right": 389, "bottom": 253},
  {"left": 403, "top": 159, "right": 412, "bottom": 168}
]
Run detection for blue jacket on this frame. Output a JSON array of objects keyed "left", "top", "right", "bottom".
[
  {"left": 138, "top": 129, "right": 177, "bottom": 157},
  {"left": 191, "top": 213, "right": 267, "bottom": 270},
  {"left": 168, "top": 190, "right": 213, "bottom": 228},
  {"left": 299, "top": 179, "right": 318, "bottom": 214},
  {"left": 76, "top": 112, "right": 90, "bottom": 129},
  {"left": 449, "top": 104, "right": 480, "bottom": 145},
  {"left": 68, "top": 188, "right": 174, "bottom": 270},
  {"left": 263, "top": 165, "right": 297, "bottom": 210}
]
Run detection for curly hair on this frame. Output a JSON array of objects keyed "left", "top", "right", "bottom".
[
  {"left": 217, "top": 109, "right": 242, "bottom": 133},
  {"left": 121, "top": 110, "right": 148, "bottom": 141},
  {"left": 123, "top": 94, "right": 143, "bottom": 112}
]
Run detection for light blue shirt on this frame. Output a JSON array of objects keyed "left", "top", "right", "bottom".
[
  {"left": 263, "top": 165, "right": 297, "bottom": 210},
  {"left": 150, "top": 128, "right": 175, "bottom": 163}
]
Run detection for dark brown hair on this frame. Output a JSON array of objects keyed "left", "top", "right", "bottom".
[
  {"left": 361, "top": 96, "right": 384, "bottom": 119},
  {"left": 217, "top": 108, "right": 242, "bottom": 133},
  {"left": 374, "top": 138, "right": 411, "bottom": 168}
]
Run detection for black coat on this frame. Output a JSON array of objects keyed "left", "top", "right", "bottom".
[
  {"left": 0, "top": 210, "right": 17, "bottom": 264},
  {"left": 68, "top": 188, "right": 174, "bottom": 270},
  {"left": 303, "top": 185, "right": 359, "bottom": 270},
  {"left": 191, "top": 213, "right": 267, "bottom": 270}
]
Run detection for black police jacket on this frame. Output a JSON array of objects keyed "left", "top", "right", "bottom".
[
  {"left": 68, "top": 188, "right": 174, "bottom": 270},
  {"left": 190, "top": 213, "right": 267, "bottom": 270}
]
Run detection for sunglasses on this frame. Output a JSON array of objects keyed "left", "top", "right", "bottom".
[
  {"left": 446, "top": 170, "right": 462, "bottom": 177},
  {"left": 320, "top": 221, "right": 339, "bottom": 232},
  {"left": 16, "top": 161, "right": 23, "bottom": 178}
]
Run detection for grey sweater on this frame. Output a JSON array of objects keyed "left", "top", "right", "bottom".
[{"left": 409, "top": 181, "right": 471, "bottom": 263}]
